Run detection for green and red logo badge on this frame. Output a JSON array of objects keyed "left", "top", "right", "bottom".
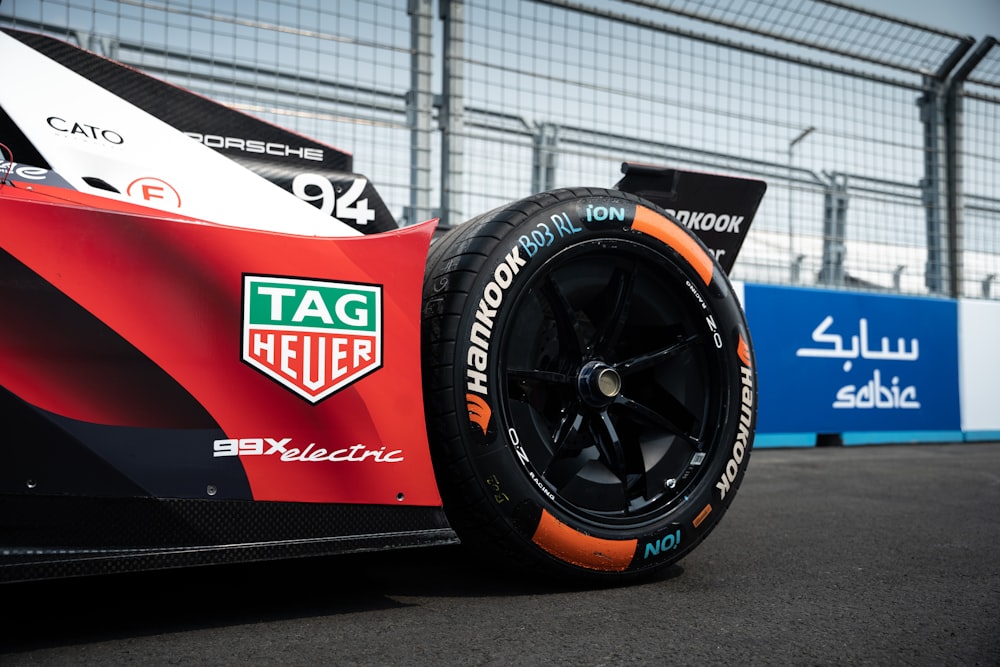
[{"left": 242, "top": 275, "right": 382, "bottom": 403}]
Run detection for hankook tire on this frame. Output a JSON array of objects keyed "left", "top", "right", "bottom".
[{"left": 421, "top": 188, "right": 755, "bottom": 582}]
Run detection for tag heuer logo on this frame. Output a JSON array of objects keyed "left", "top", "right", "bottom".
[{"left": 242, "top": 275, "right": 382, "bottom": 403}]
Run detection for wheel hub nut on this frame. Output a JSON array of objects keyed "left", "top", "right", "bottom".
[{"left": 578, "top": 361, "right": 622, "bottom": 406}]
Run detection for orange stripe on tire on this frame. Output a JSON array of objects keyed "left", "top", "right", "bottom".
[
  {"left": 532, "top": 509, "right": 636, "bottom": 572},
  {"left": 632, "top": 205, "right": 714, "bottom": 286}
]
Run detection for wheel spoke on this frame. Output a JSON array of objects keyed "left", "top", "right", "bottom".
[
  {"left": 539, "top": 274, "right": 583, "bottom": 362},
  {"left": 551, "top": 404, "right": 586, "bottom": 452},
  {"left": 593, "top": 408, "right": 628, "bottom": 481},
  {"left": 613, "top": 393, "right": 701, "bottom": 448},
  {"left": 508, "top": 368, "right": 571, "bottom": 385},
  {"left": 541, "top": 451, "right": 594, "bottom": 489},
  {"left": 540, "top": 409, "right": 593, "bottom": 486},
  {"left": 616, "top": 334, "right": 700, "bottom": 376},
  {"left": 592, "top": 266, "right": 635, "bottom": 357},
  {"left": 587, "top": 409, "right": 651, "bottom": 507}
]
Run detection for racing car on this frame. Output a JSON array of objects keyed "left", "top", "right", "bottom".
[{"left": 0, "top": 27, "right": 765, "bottom": 584}]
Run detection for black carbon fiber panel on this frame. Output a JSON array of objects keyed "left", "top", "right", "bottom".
[{"left": 0, "top": 496, "right": 455, "bottom": 582}]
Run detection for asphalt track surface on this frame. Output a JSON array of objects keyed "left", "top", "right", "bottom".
[{"left": 2, "top": 442, "right": 998, "bottom": 666}]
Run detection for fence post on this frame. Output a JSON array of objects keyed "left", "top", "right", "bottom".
[
  {"left": 407, "top": 0, "right": 435, "bottom": 226},
  {"left": 944, "top": 37, "right": 1000, "bottom": 299},
  {"left": 819, "top": 174, "right": 848, "bottom": 287},
  {"left": 531, "top": 123, "right": 559, "bottom": 194},
  {"left": 439, "top": 0, "right": 465, "bottom": 229},
  {"left": 917, "top": 78, "right": 948, "bottom": 295}
]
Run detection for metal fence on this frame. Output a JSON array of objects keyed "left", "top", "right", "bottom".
[{"left": 2, "top": 0, "right": 998, "bottom": 299}]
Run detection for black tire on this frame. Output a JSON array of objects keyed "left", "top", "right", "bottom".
[{"left": 421, "top": 188, "right": 755, "bottom": 583}]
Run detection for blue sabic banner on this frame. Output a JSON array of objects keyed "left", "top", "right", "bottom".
[{"left": 743, "top": 284, "right": 961, "bottom": 434}]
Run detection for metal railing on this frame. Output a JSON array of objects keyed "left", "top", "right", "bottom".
[{"left": 2, "top": 0, "right": 997, "bottom": 298}]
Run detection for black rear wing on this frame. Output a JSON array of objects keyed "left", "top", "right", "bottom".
[{"left": 615, "top": 163, "right": 766, "bottom": 274}]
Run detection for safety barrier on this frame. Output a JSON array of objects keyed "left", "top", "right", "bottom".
[{"left": 739, "top": 282, "right": 1000, "bottom": 446}]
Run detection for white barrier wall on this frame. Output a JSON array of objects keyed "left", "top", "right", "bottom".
[{"left": 959, "top": 299, "right": 1000, "bottom": 439}]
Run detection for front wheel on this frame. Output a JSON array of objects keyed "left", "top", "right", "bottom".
[{"left": 421, "top": 188, "right": 755, "bottom": 583}]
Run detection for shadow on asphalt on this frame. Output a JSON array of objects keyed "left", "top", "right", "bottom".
[{"left": 0, "top": 543, "right": 682, "bottom": 653}]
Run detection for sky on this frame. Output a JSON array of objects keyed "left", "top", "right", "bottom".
[{"left": 853, "top": 0, "right": 1000, "bottom": 41}]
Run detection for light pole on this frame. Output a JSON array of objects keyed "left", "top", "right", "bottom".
[{"left": 788, "top": 126, "right": 815, "bottom": 283}]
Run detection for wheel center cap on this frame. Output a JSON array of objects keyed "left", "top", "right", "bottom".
[{"left": 578, "top": 361, "right": 622, "bottom": 406}]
